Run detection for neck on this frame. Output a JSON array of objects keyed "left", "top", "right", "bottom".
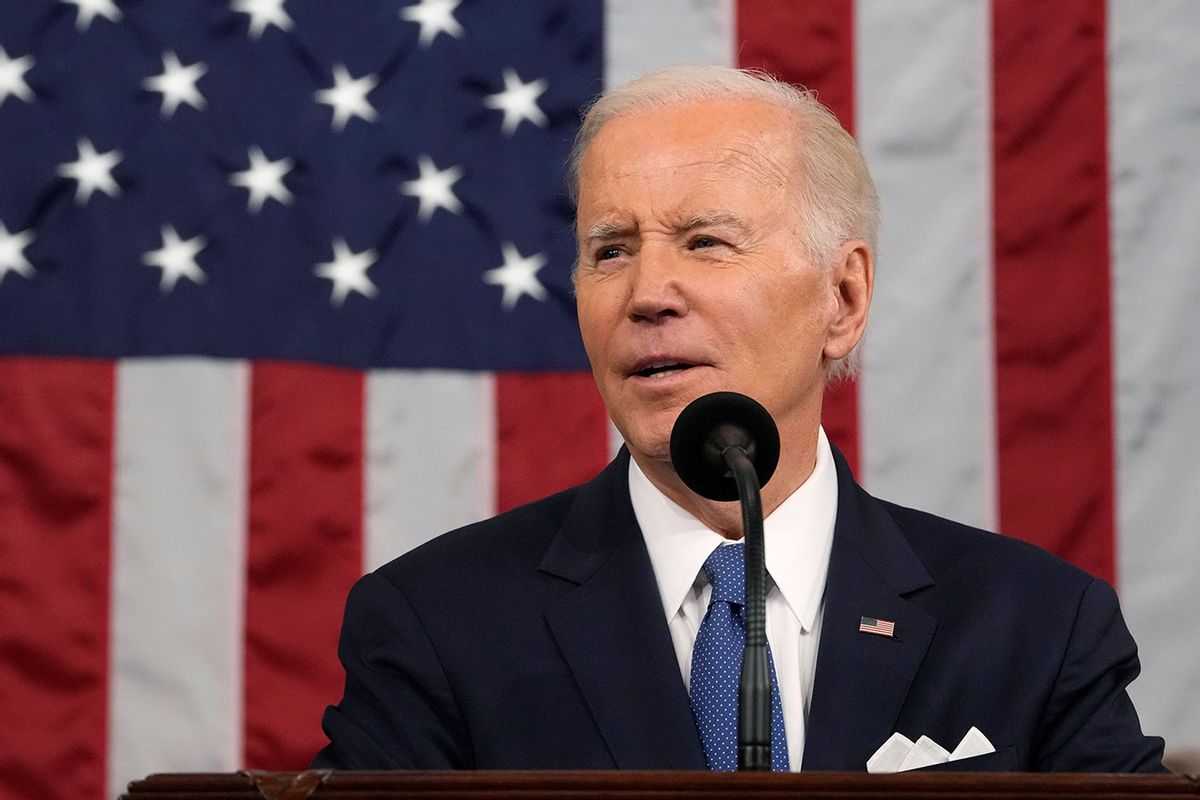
[{"left": 634, "top": 421, "right": 821, "bottom": 540}]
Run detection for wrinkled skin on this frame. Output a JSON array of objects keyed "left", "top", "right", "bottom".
[{"left": 574, "top": 97, "right": 873, "bottom": 536}]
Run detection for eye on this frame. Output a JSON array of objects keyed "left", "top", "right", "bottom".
[
  {"left": 596, "top": 245, "right": 623, "bottom": 261},
  {"left": 688, "top": 235, "right": 721, "bottom": 250}
]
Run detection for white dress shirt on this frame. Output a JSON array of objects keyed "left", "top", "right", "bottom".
[{"left": 631, "top": 426, "right": 838, "bottom": 771}]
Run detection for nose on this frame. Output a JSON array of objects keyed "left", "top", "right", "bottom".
[{"left": 626, "top": 244, "right": 688, "bottom": 322}]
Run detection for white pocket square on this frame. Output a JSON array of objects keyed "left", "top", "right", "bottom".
[{"left": 867, "top": 727, "right": 995, "bottom": 773}]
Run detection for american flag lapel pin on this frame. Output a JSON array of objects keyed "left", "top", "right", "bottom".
[{"left": 859, "top": 616, "right": 896, "bottom": 638}]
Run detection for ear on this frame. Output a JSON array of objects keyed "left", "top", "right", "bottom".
[{"left": 823, "top": 240, "right": 874, "bottom": 362}]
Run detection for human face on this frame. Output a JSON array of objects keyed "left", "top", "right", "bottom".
[{"left": 575, "top": 98, "right": 843, "bottom": 468}]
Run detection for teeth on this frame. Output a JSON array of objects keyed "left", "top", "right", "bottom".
[{"left": 637, "top": 362, "right": 691, "bottom": 377}]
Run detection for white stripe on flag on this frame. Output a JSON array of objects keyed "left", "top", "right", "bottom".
[
  {"left": 108, "top": 359, "right": 248, "bottom": 799},
  {"left": 365, "top": 371, "right": 496, "bottom": 571},
  {"left": 1109, "top": 0, "right": 1200, "bottom": 762},
  {"left": 855, "top": 0, "right": 996, "bottom": 530},
  {"left": 604, "top": 0, "right": 734, "bottom": 87}
]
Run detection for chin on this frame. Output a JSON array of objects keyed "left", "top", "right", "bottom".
[
  {"left": 608, "top": 388, "right": 701, "bottom": 461},
  {"left": 617, "top": 417, "right": 674, "bottom": 464}
]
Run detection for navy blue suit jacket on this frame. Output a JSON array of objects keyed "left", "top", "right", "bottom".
[{"left": 314, "top": 448, "right": 1165, "bottom": 772}]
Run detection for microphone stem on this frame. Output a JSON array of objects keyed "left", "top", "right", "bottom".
[{"left": 723, "top": 446, "right": 772, "bottom": 772}]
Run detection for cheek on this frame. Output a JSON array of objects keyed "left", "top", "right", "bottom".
[
  {"left": 756, "top": 277, "right": 831, "bottom": 353},
  {"left": 576, "top": 288, "right": 619, "bottom": 362}
]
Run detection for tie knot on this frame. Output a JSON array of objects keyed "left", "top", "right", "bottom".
[{"left": 702, "top": 542, "right": 745, "bottom": 606}]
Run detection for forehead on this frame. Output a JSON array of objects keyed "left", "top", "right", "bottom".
[{"left": 577, "top": 98, "right": 798, "bottom": 220}]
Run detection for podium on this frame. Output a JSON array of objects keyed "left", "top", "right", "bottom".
[{"left": 122, "top": 770, "right": 1199, "bottom": 799}]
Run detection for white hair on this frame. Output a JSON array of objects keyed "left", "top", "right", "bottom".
[{"left": 568, "top": 65, "right": 879, "bottom": 381}]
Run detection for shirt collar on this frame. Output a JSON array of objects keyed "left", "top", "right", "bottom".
[{"left": 633, "top": 427, "right": 838, "bottom": 633}]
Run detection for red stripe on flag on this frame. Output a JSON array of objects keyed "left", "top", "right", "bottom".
[
  {"left": 0, "top": 357, "right": 114, "bottom": 800},
  {"left": 495, "top": 372, "right": 611, "bottom": 512},
  {"left": 244, "top": 361, "right": 364, "bottom": 769},
  {"left": 991, "top": 1, "right": 1115, "bottom": 582},
  {"left": 736, "top": 0, "right": 861, "bottom": 476}
]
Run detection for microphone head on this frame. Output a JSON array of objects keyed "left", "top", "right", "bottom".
[{"left": 669, "top": 391, "right": 780, "bottom": 501}]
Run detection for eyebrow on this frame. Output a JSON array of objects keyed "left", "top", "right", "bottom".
[
  {"left": 582, "top": 212, "right": 748, "bottom": 244},
  {"left": 581, "top": 221, "right": 636, "bottom": 245},
  {"left": 675, "top": 211, "right": 749, "bottom": 236}
]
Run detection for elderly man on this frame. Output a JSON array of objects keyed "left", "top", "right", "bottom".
[{"left": 313, "top": 66, "right": 1164, "bottom": 773}]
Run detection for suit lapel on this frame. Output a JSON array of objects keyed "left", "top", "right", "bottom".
[
  {"left": 538, "top": 446, "right": 937, "bottom": 771},
  {"left": 802, "top": 448, "right": 937, "bottom": 771},
  {"left": 540, "top": 452, "right": 706, "bottom": 770}
]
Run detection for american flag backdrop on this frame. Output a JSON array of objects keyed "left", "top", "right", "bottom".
[{"left": 1, "top": 0, "right": 1198, "bottom": 797}]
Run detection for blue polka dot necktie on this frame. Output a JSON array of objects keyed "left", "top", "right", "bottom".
[{"left": 689, "top": 542, "right": 789, "bottom": 771}]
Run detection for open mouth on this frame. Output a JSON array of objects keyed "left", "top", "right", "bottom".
[{"left": 634, "top": 361, "right": 696, "bottom": 379}]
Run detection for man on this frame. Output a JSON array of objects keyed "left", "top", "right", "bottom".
[{"left": 313, "top": 66, "right": 1165, "bottom": 772}]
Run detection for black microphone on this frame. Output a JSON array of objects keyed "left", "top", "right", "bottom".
[{"left": 670, "top": 391, "right": 780, "bottom": 771}]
